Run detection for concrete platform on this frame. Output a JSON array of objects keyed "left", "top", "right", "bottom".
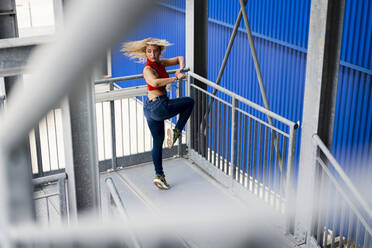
[{"left": 100, "top": 158, "right": 291, "bottom": 248}]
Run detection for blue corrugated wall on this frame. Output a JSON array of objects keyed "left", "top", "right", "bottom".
[{"left": 111, "top": 0, "right": 372, "bottom": 179}]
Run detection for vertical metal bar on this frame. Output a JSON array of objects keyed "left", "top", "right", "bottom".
[
  {"left": 121, "top": 99, "right": 125, "bottom": 156},
  {"left": 230, "top": 97, "right": 237, "bottom": 179},
  {"left": 237, "top": 112, "right": 243, "bottom": 182},
  {"left": 258, "top": 124, "right": 264, "bottom": 196},
  {"left": 269, "top": 131, "right": 274, "bottom": 203},
  {"left": 297, "top": 0, "right": 346, "bottom": 238},
  {"left": 338, "top": 202, "right": 346, "bottom": 248},
  {"left": 58, "top": 177, "right": 67, "bottom": 218},
  {"left": 315, "top": 164, "right": 325, "bottom": 246},
  {"left": 227, "top": 104, "right": 231, "bottom": 175},
  {"left": 135, "top": 96, "right": 138, "bottom": 154},
  {"left": 110, "top": 82, "right": 117, "bottom": 170},
  {"left": 197, "top": 89, "right": 202, "bottom": 154},
  {"left": 263, "top": 126, "right": 269, "bottom": 195},
  {"left": 34, "top": 124, "right": 44, "bottom": 177},
  {"left": 247, "top": 118, "right": 253, "bottom": 191},
  {"left": 252, "top": 120, "right": 258, "bottom": 194},
  {"left": 356, "top": 220, "right": 361, "bottom": 248},
  {"left": 274, "top": 131, "right": 279, "bottom": 207},
  {"left": 203, "top": 89, "right": 208, "bottom": 158},
  {"left": 142, "top": 96, "right": 146, "bottom": 153},
  {"left": 203, "top": 90, "right": 208, "bottom": 158},
  {"left": 280, "top": 136, "right": 287, "bottom": 208},
  {"left": 178, "top": 81, "right": 183, "bottom": 156},
  {"left": 209, "top": 95, "right": 213, "bottom": 163},
  {"left": 46, "top": 197, "right": 50, "bottom": 221},
  {"left": 362, "top": 230, "right": 369, "bottom": 248},
  {"left": 346, "top": 212, "right": 353, "bottom": 248},
  {"left": 101, "top": 103, "right": 106, "bottom": 159},
  {"left": 186, "top": 74, "right": 192, "bottom": 151},
  {"left": 242, "top": 115, "right": 248, "bottom": 187},
  {"left": 222, "top": 103, "right": 227, "bottom": 173},
  {"left": 318, "top": 168, "right": 329, "bottom": 246},
  {"left": 217, "top": 100, "right": 222, "bottom": 169},
  {"left": 200, "top": 91, "right": 205, "bottom": 157},
  {"left": 0, "top": 140, "right": 36, "bottom": 248},
  {"left": 331, "top": 195, "right": 340, "bottom": 248},
  {"left": 192, "top": 86, "right": 197, "bottom": 151},
  {"left": 67, "top": 75, "right": 101, "bottom": 214},
  {"left": 45, "top": 115, "right": 52, "bottom": 172},
  {"left": 220, "top": 103, "right": 228, "bottom": 170},
  {"left": 127, "top": 98, "right": 131, "bottom": 155},
  {"left": 213, "top": 99, "right": 218, "bottom": 166},
  {"left": 52, "top": 109, "right": 61, "bottom": 170},
  {"left": 285, "top": 124, "right": 298, "bottom": 234}
]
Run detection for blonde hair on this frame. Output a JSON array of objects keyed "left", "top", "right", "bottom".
[{"left": 121, "top": 38, "right": 173, "bottom": 63}]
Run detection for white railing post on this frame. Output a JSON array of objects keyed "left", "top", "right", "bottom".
[
  {"left": 230, "top": 97, "right": 237, "bottom": 180},
  {"left": 285, "top": 123, "right": 298, "bottom": 234},
  {"left": 186, "top": 73, "right": 192, "bottom": 153}
]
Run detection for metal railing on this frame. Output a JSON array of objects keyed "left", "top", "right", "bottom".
[
  {"left": 310, "top": 134, "right": 372, "bottom": 248},
  {"left": 30, "top": 108, "right": 65, "bottom": 177},
  {"left": 29, "top": 68, "right": 188, "bottom": 178},
  {"left": 32, "top": 173, "right": 68, "bottom": 223},
  {"left": 187, "top": 71, "right": 299, "bottom": 234},
  {"left": 94, "top": 68, "right": 188, "bottom": 172},
  {"left": 104, "top": 177, "right": 141, "bottom": 248}
]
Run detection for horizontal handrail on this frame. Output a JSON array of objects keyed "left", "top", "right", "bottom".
[
  {"left": 95, "top": 67, "right": 190, "bottom": 84},
  {"left": 96, "top": 85, "right": 148, "bottom": 102},
  {"left": 95, "top": 79, "right": 184, "bottom": 102},
  {"left": 316, "top": 158, "right": 372, "bottom": 237},
  {"left": 313, "top": 134, "right": 372, "bottom": 221},
  {"left": 190, "top": 82, "right": 290, "bottom": 137},
  {"left": 188, "top": 71, "right": 298, "bottom": 128}
]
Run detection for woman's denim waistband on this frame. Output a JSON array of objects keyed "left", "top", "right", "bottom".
[{"left": 146, "top": 95, "right": 168, "bottom": 103}]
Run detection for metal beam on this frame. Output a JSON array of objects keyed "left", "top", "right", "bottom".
[
  {"left": 0, "top": 2, "right": 36, "bottom": 247},
  {"left": 296, "top": 0, "right": 345, "bottom": 243},
  {"left": 186, "top": 0, "right": 208, "bottom": 154},
  {"left": 0, "top": 36, "right": 52, "bottom": 76},
  {"left": 67, "top": 74, "right": 101, "bottom": 216}
]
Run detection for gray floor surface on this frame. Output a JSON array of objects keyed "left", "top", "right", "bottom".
[
  {"left": 34, "top": 157, "right": 292, "bottom": 247},
  {"left": 100, "top": 158, "right": 291, "bottom": 248}
]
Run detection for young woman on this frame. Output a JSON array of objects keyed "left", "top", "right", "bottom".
[{"left": 121, "top": 38, "right": 194, "bottom": 190}]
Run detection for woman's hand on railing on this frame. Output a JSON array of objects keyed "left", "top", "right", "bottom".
[{"left": 175, "top": 70, "right": 185, "bottom": 81}]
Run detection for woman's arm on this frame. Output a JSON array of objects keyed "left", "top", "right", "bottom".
[
  {"left": 143, "top": 66, "right": 178, "bottom": 88},
  {"left": 161, "top": 56, "right": 186, "bottom": 79},
  {"left": 161, "top": 56, "right": 185, "bottom": 69}
]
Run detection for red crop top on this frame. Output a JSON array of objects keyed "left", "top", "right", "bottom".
[{"left": 144, "top": 59, "right": 169, "bottom": 91}]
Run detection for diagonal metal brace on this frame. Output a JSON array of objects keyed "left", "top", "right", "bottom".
[{"left": 199, "top": 0, "right": 285, "bottom": 181}]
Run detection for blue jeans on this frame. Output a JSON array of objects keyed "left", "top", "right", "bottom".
[{"left": 144, "top": 95, "right": 194, "bottom": 175}]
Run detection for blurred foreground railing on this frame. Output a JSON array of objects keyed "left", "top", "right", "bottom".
[
  {"left": 187, "top": 71, "right": 299, "bottom": 234},
  {"left": 310, "top": 134, "right": 372, "bottom": 248},
  {"left": 104, "top": 177, "right": 141, "bottom": 248}
]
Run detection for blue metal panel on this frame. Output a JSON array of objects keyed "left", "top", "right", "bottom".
[
  {"left": 208, "top": 0, "right": 311, "bottom": 49},
  {"left": 341, "top": 0, "right": 372, "bottom": 69},
  {"left": 110, "top": 0, "right": 372, "bottom": 180},
  {"left": 111, "top": 3, "right": 185, "bottom": 88},
  {"left": 333, "top": 68, "right": 372, "bottom": 178}
]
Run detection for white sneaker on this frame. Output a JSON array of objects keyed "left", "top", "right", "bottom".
[{"left": 153, "top": 174, "right": 170, "bottom": 190}]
